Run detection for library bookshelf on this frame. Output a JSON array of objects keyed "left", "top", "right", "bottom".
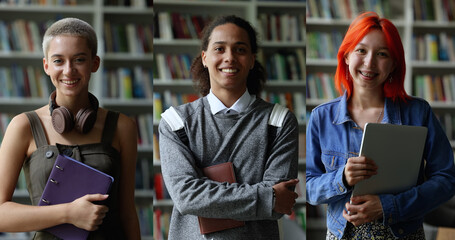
[
  {"left": 153, "top": 0, "right": 306, "bottom": 239},
  {"left": 306, "top": 0, "right": 455, "bottom": 239},
  {"left": 0, "top": 1, "right": 153, "bottom": 239}
]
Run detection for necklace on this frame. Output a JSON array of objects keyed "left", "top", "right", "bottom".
[{"left": 376, "top": 109, "right": 384, "bottom": 123}]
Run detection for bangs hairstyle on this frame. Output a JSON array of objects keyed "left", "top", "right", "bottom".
[
  {"left": 334, "top": 12, "right": 409, "bottom": 102},
  {"left": 42, "top": 18, "right": 98, "bottom": 59}
]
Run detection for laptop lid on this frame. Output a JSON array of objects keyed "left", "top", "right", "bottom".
[{"left": 352, "top": 123, "right": 428, "bottom": 196}]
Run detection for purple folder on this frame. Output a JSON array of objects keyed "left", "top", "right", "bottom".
[{"left": 38, "top": 154, "right": 114, "bottom": 240}]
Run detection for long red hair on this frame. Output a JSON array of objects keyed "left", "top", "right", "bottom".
[{"left": 334, "top": 12, "right": 409, "bottom": 102}]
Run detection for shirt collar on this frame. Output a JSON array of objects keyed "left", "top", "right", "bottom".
[
  {"left": 333, "top": 91, "right": 402, "bottom": 125},
  {"left": 207, "top": 89, "right": 254, "bottom": 115}
]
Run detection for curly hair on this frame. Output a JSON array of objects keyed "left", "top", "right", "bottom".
[{"left": 190, "top": 15, "right": 266, "bottom": 96}]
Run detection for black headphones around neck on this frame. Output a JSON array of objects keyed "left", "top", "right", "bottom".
[{"left": 49, "top": 91, "right": 99, "bottom": 134}]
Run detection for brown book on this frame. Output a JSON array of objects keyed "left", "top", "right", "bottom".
[{"left": 198, "top": 162, "right": 245, "bottom": 234}]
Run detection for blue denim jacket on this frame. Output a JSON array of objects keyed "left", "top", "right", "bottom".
[{"left": 306, "top": 93, "right": 455, "bottom": 239}]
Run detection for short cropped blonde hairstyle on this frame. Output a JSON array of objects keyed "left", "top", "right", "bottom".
[{"left": 42, "top": 18, "right": 97, "bottom": 58}]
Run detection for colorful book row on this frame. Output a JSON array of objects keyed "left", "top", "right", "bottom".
[
  {"left": 0, "top": 65, "right": 52, "bottom": 98},
  {"left": 135, "top": 113, "right": 153, "bottom": 148},
  {"left": 307, "top": 31, "right": 343, "bottom": 60},
  {"left": 103, "top": 21, "right": 153, "bottom": 54},
  {"left": 154, "top": 53, "right": 193, "bottom": 80},
  {"left": 153, "top": 209, "right": 170, "bottom": 240},
  {"left": 414, "top": 74, "right": 455, "bottom": 102},
  {"left": 256, "top": 13, "right": 305, "bottom": 42},
  {"left": 102, "top": 67, "right": 153, "bottom": 99},
  {"left": 0, "top": 19, "right": 48, "bottom": 53},
  {"left": 153, "top": 91, "right": 200, "bottom": 121},
  {"left": 263, "top": 49, "right": 306, "bottom": 81},
  {"left": 0, "top": 0, "right": 152, "bottom": 6},
  {"left": 307, "top": 72, "right": 337, "bottom": 100},
  {"left": 414, "top": 0, "right": 455, "bottom": 22},
  {"left": 135, "top": 158, "right": 153, "bottom": 190},
  {"left": 412, "top": 33, "right": 455, "bottom": 62},
  {"left": 136, "top": 204, "right": 154, "bottom": 237},
  {"left": 104, "top": 0, "right": 152, "bottom": 7},
  {"left": 260, "top": 92, "right": 305, "bottom": 122},
  {"left": 435, "top": 112, "right": 455, "bottom": 141},
  {"left": 307, "top": 0, "right": 392, "bottom": 20},
  {"left": 154, "top": 12, "right": 212, "bottom": 40}
]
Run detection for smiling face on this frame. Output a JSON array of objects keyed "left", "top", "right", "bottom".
[
  {"left": 43, "top": 35, "right": 100, "bottom": 98},
  {"left": 345, "top": 29, "right": 395, "bottom": 95},
  {"left": 201, "top": 23, "right": 255, "bottom": 94}
]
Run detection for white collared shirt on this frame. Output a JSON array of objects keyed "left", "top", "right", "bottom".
[{"left": 207, "top": 89, "right": 256, "bottom": 115}]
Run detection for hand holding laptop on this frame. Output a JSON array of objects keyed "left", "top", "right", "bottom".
[{"left": 344, "top": 156, "right": 378, "bottom": 187}]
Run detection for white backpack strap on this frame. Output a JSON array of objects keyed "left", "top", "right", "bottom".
[
  {"left": 268, "top": 104, "right": 288, "bottom": 128},
  {"left": 161, "top": 107, "right": 184, "bottom": 131}
]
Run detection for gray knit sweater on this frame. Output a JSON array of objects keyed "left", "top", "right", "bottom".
[{"left": 158, "top": 97, "right": 299, "bottom": 240}]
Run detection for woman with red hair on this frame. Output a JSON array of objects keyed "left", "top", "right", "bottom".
[{"left": 306, "top": 12, "right": 455, "bottom": 239}]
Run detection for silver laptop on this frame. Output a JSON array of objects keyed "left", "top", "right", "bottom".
[{"left": 352, "top": 123, "right": 428, "bottom": 196}]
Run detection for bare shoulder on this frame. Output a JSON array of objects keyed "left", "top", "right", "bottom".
[{"left": 117, "top": 113, "right": 137, "bottom": 135}]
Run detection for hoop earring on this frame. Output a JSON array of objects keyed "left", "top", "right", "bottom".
[{"left": 389, "top": 75, "right": 393, "bottom": 83}]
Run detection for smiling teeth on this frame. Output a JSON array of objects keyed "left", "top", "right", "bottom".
[
  {"left": 360, "top": 71, "right": 376, "bottom": 77},
  {"left": 62, "top": 80, "right": 78, "bottom": 84},
  {"left": 222, "top": 69, "right": 237, "bottom": 73}
]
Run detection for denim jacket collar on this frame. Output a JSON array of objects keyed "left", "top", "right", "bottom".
[{"left": 332, "top": 92, "right": 402, "bottom": 125}]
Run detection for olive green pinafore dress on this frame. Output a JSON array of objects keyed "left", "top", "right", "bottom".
[{"left": 23, "top": 111, "right": 126, "bottom": 240}]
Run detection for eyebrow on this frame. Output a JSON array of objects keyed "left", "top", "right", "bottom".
[
  {"left": 357, "top": 43, "right": 389, "bottom": 50},
  {"left": 50, "top": 52, "right": 88, "bottom": 58},
  {"left": 212, "top": 41, "right": 249, "bottom": 47}
]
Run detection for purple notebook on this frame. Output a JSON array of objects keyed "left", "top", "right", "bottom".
[{"left": 38, "top": 154, "right": 114, "bottom": 240}]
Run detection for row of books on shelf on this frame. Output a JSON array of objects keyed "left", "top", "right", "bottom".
[
  {"left": 0, "top": 0, "right": 152, "bottom": 6},
  {"left": 0, "top": 65, "right": 52, "bottom": 98},
  {"left": 102, "top": 67, "right": 153, "bottom": 99},
  {"left": 136, "top": 204, "right": 154, "bottom": 237},
  {"left": 104, "top": 0, "right": 152, "bottom": 7},
  {"left": 153, "top": 91, "right": 199, "bottom": 122},
  {"left": 414, "top": 74, "right": 455, "bottom": 103},
  {"left": 412, "top": 32, "right": 455, "bottom": 62},
  {"left": 307, "top": 31, "right": 343, "bottom": 60},
  {"left": 0, "top": 19, "right": 48, "bottom": 53},
  {"left": 307, "top": 0, "right": 392, "bottom": 20},
  {"left": 154, "top": 12, "right": 212, "bottom": 40},
  {"left": 153, "top": 91, "right": 305, "bottom": 122},
  {"left": 414, "top": 0, "right": 455, "bottom": 22},
  {"left": 155, "top": 50, "right": 306, "bottom": 81},
  {"left": 307, "top": 72, "right": 337, "bottom": 101},
  {"left": 154, "top": 53, "right": 193, "bottom": 80},
  {"left": 153, "top": 209, "right": 170, "bottom": 240},
  {"left": 135, "top": 158, "right": 153, "bottom": 190},
  {"left": 436, "top": 112, "right": 455, "bottom": 141},
  {"left": 155, "top": 11, "right": 305, "bottom": 43},
  {"left": 261, "top": 49, "right": 306, "bottom": 81},
  {"left": 135, "top": 114, "right": 153, "bottom": 148},
  {"left": 103, "top": 21, "right": 153, "bottom": 54},
  {"left": 256, "top": 13, "right": 305, "bottom": 42}
]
